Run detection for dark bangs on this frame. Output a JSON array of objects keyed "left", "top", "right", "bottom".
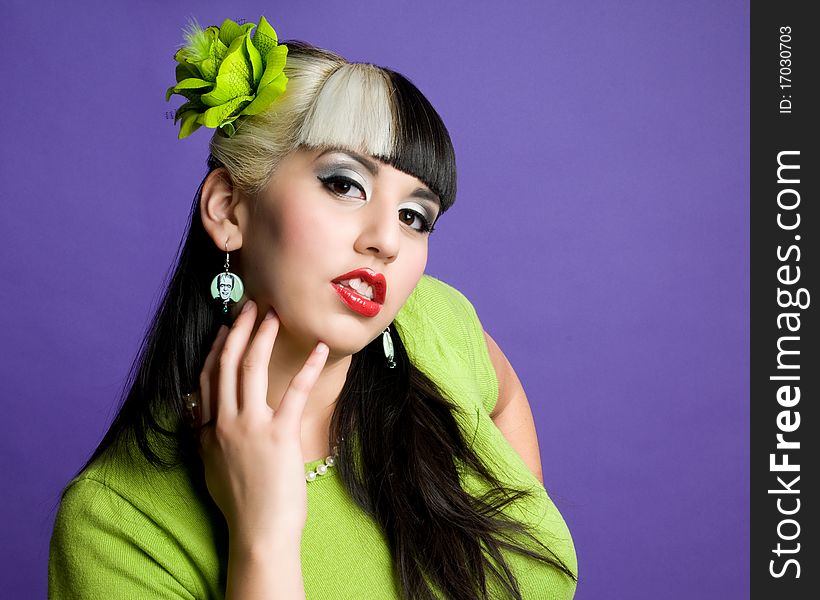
[{"left": 380, "top": 70, "right": 457, "bottom": 212}]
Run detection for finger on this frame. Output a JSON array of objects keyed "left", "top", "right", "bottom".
[
  {"left": 276, "top": 342, "right": 329, "bottom": 426},
  {"left": 199, "top": 325, "right": 229, "bottom": 426},
  {"left": 217, "top": 300, "right": 258, "bottom": 419},
  {"left": 239, "top": 308, "right": 280, "bottom": 418}
]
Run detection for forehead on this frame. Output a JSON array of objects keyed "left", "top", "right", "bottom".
[{"left": 290, "top": 62, "right": 455, "bottom": 209}]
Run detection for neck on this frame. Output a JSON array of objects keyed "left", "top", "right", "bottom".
[{"left": 251, "top": 314, "right": 351, "bottom": 458}]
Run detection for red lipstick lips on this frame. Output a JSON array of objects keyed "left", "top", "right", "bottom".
[{"left": 331, "top": 268, "right": 387, "bottom": 318}]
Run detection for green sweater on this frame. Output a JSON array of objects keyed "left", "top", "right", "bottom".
[{"left": 49, "top": 275, "right": 577, "bottom": 599}]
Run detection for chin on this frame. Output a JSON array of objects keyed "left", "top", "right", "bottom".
[
  {"left": 328, "top": 341, "right": 370, "bottom": 359},
  {"left": 323, "top": 323, "right": 383, "bottom": 357}
]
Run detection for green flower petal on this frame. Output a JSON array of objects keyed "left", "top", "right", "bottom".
[
  {"left": 174, "top": 59, "right": 199, "bottom": 82},
  {"left": 259, "top": 45, "right": 288, "bottom": 90},
  {"left": 166, "top": 77, "right": 213, "bottom": 101},
  {"left": 252, "top": 16, "right": 278, "bottom": 56},
  {"left": 178, "top": 110, "right": 202, "bottom": 139},
  {"left": 218, "top": 19, "right": 254, "bottom": 47},
  {"left": 168, "top": 15, "right": 289, "bottom": 139},
  {"left": 173, "top": 49, "right": 200, "bottom": 79},
  {"left": 179, "top": 88, "right": 207, "bottom": 102},
  {"left": 198, "top": 57, "right": 218, "bottom": 81},
  {"left": 210, "top": 35, "right": 229, "bottom": 65},
  {"left": 220, "top": 121, "right": 237, "bottom": 137},
  {"left": 173, "top": 99, "right": 203, "bottom": 119},
  {"left": 241, "top": 72, "right": 288, "bottom": 115},
  {"left": 217, "top": 19, "right": 241, "bottom": 46},
  {"left": 200, "top": 37, "right": 253, "bottom": 106},
  {"left": 245, "top": 35, "right": 263, "bottom": 86},
  {"left": 200, "top": 95, "right": 254, "bottom": 128},
  {"left": 175, "top": 77, "right": 214, "bottom": 90}
]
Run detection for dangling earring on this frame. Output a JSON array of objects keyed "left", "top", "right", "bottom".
[
  {"left": 210, "top": 239, "right": 244, "bottom": 314},
  {"left": 382, "top": 325, "right": 396, "bottom": 368}
]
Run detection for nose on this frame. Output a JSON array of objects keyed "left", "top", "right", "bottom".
[{"left": 353, "top": 195, "right": 400, "bottom": 262}]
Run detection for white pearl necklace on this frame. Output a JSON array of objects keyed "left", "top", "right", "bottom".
[{"left": 305, "top": 443, "right": 340, "bottom": 482}]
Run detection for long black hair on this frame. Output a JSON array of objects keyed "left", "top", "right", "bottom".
[{"left": 79, "top": 41, "right": 576, "bottom": 600}]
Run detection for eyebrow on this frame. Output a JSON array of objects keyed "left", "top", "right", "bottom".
[
  {"left": 316, "top": 147, "right": 380, "bottom": 175},
  {"left": 405, "top": 187, "right": 441, "bottom": 217},
  {"left": 315, "top": 147, "right": 441, "bottom": 212}
]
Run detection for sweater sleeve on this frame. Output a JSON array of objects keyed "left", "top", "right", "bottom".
[
  {"left": 443, "top": 282, "right": 500, "bottom": 416},
  {"left": 48, "top": 477, "right": 199, "bottom": 599}
]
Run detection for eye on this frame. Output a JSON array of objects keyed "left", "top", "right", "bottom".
[
  {"left": 318, "top": 175, "right": 366, "bottom": 200},
  {"left": 399, "top": 208, "right": 435, "bottom": 234}
]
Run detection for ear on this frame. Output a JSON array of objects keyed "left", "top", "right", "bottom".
[{"left": 200, "top": 168, "right": 246, "bottom": 251}]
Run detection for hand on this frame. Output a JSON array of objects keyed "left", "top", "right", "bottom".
[{"left": 193, "top": 300, "right": 329, "bottom": 545}]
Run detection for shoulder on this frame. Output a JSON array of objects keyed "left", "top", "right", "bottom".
[
  {"left": 395, "top": 275, "right": 499, "bottom": 415},
  {"left": 52, "top": 472, "right": 165, "bottom": 553},
  {"left": 49, "top": 443, "right": 218, "bottom": 597},
  {"left": 50, "top": 463, "right": 201, "bottom": 597},
  {"left": 398, "top": 274, "right": 474, "bottom": 320},
  {"left": 397, "top": 274, "right": 486, "bottom": 342},
  {"left": 52, "top": 444, "right": 203, "bottom": 541}
]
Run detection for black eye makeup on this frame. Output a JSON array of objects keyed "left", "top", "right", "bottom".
[
  {"left": 317, "top": 173, "right": 367, "bottom": 200},
  {"left": 315, "top": 158, "right": 370, "bottom": 199},
  {"left": 314, "top": 153, "right": 439, "bottom": 234},
  {"left": 399, "top": 204, "right": 437, "bottom": 234}
]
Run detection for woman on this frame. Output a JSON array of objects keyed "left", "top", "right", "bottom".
[{"left": 48, "top": 16, "right": 577, "bottom": 600}]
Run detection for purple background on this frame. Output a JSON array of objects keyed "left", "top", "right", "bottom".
[{"left": 3, "top": 1, "right": 749, "bottom": 598}]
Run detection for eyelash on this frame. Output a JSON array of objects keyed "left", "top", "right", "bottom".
[{"left": 317, "top": 175, "right": 436, "bottom": 234}]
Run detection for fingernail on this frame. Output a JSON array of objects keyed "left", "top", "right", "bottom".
[
  {"left": 241, "top": 300, "right": 255, "bottom": 314},
  {"left": 316, "top": 342, "right": 328, "bottom": 354},
  {"left": 263, "top": 308, "right": 277, "bottom": 321}
]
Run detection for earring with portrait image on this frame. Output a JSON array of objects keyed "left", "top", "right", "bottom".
[
  {"left": 210, "top": 239, "right": 244, "bottom": 314},
  {"left": 382, "top": 325, "right": 396, "bottom": 369}
]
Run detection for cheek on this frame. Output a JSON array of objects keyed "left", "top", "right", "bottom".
[
  {"left": 253, "top": 197, "right": 325, "bottom": 257},
  {"left": 279, "top": 212, "right": 334, "bottom": 255},
  {"left": 390, "top": 246, "right": 429, "bottom": 307}
]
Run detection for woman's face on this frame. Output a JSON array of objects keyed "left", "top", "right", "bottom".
[{"left": 239, "top": 146, "right": 441, "bottom": 357}]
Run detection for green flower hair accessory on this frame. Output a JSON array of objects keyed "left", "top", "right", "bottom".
[{"left": 165, "top": 16, "right": 288, "bottom": 139}]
